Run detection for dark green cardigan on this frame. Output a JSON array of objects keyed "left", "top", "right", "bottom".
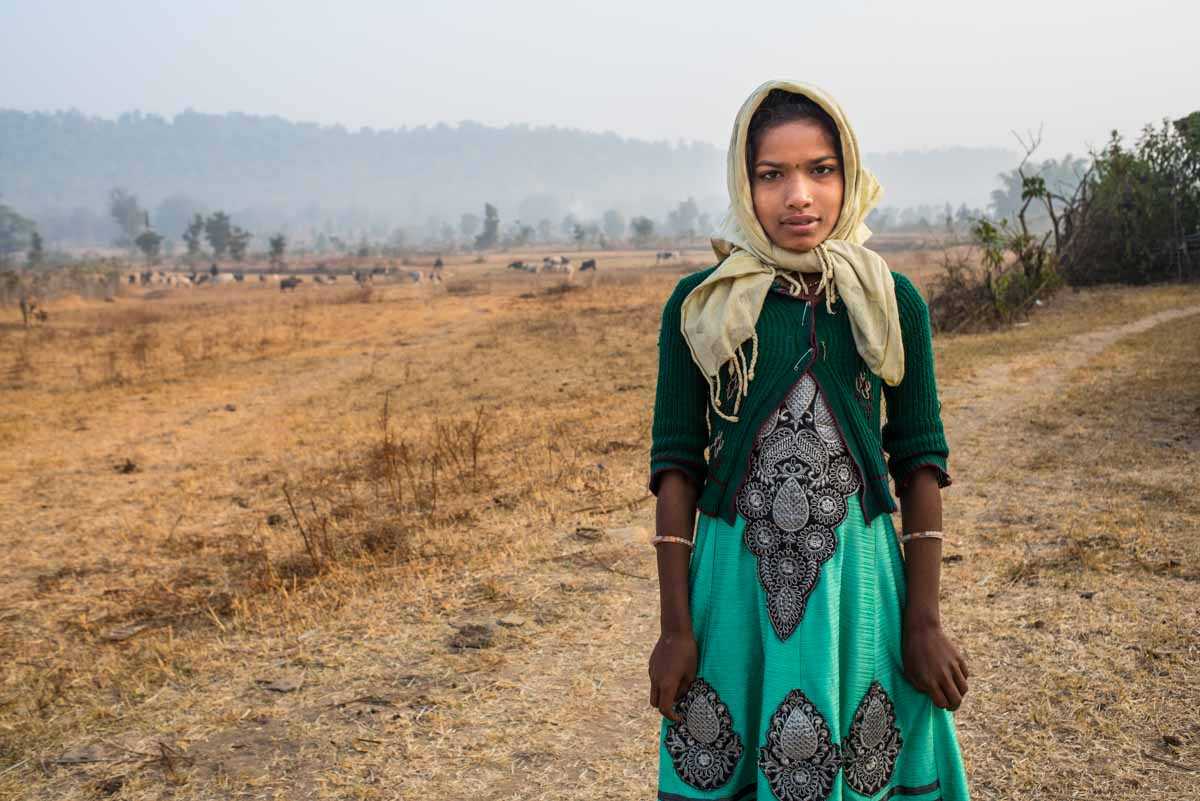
[{"left": 649, "top": 267, "right": 951, "bottom": 526}]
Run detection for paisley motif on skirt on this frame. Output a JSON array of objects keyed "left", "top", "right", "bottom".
[
  {"left": 758, "top": 689, "right": 840, "bottom": 801},
  {"left": 757, "top": 683, "right": 904, "bottom": 801},
  {"left": 734, "top": 372, "right": 862, "bottom": 640},
  {"left": 663, "top": 677, "right": 744, "bottom": 790},
  {"left": 841, "top": 681, "right": 903, "bottom": 795}
]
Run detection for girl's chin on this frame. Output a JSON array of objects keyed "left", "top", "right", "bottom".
[{"left": 772, "top": 230, "right": 826, "bottom": 251}]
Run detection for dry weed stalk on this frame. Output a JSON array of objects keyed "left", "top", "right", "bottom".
[{"left": 282, "top": 482, "right": 337, "bottom": 571}]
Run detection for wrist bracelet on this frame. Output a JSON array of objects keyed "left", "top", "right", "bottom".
[
  {"left": 898, "top": 530, "right": 944, "bottom": 544},
  {"left": 651, "top": 535, "right": 694, "bottom": 549}
]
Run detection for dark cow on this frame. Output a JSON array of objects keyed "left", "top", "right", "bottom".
[
  {"left": 579, "top": 259, "right": 597, "bottom": 272},
  {"left": 280, "top": 276, "right": 303, "bottom": 292}
]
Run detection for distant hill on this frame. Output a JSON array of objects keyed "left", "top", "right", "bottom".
[{"left": 0, "top": 109, "right": 1016, "bottom": 245}]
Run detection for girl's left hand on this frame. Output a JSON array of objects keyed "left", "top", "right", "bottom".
[{"left": 902, "top": 617, "right": 969, "bottom": 711}]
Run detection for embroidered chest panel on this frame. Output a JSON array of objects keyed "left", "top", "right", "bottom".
[{"left": 734, "top": 372, "right": 862, "bottom": 641}]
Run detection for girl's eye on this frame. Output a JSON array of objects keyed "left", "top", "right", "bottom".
[
  {"left": 757, "top": 170, "right": 781, "bottom": 182},
  {"left": 813, "top": 164, "right": 837, "bottom": 176}
]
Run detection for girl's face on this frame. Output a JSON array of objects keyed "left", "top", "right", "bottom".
[{"left": 750, "top": 119, "right": 844, "bottom": 251}]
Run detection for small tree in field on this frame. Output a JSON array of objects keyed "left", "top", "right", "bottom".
[
  {"left": 205, "top": 211, "right": 233, "bottom": 259},
  {"left": 135, "top": 228, "right": 164, "bottom": 264},
  {"left": 631, "top": 216, "right": 655, "bottom": 247},
  {"left": 269, "top": 234, "right": 287, "bottom": 269},
  {"left": 473, "top": 203, "right": 499, "bottom": 250},
  {"left": 109, "top": 187, "right": 144, "bottom": 246},
  {"left": 0, "top": 204, "right": 35, "bottom": 265},
  {"left": 229, "top": 226, "right": 251, "bottom": 262},
  {"left": 28, "top": 231, "right": 44, "bottom": 267},
  {"left": 183, "top": 213, "right": 205, "bottom": 260}
]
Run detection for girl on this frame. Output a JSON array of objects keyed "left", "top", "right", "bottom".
[{"left": 648, "top": 81, "right": 970, "bottom": 801}]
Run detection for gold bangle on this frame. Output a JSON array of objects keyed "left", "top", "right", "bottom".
[
  {"left": 651, "top": 535, "right": 694, "bottom": 549},
  {"left": 898, "top": 530, "right": 944, "bottom": 544}
]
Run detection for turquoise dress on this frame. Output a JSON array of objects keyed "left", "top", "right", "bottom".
[{"left": 656, "top": 288, "right": 970, "bottom": 801}]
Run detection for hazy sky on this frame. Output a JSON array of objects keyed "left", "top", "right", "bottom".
[{"left": 2, "top": 0, "right": 1195, "bottom": 158}]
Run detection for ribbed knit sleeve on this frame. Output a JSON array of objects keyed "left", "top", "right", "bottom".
[
  {"left": 648, "top": 275, "right": 712, "bottom": 494},
  {"left": 881, "top": 272, "right": 952, "bottom": 493}
]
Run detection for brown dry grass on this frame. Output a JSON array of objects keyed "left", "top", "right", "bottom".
[{"left": 0, "top": 248, "right": 1197, "bottom": 800}]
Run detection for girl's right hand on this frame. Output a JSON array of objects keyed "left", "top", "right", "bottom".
[{"left": 648, "top": 631, "right": 698, "bottom": 722}]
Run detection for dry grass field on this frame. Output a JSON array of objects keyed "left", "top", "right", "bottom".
[{"left": 0, "top": 248, "right": 1197, "bottom": 800}]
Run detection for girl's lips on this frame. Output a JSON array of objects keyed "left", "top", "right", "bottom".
[{"left": 783, "top": 219, "right": 819, "bottom": 232}]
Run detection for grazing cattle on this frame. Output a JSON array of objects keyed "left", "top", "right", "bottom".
[
  {"left": 541, "top": 256, "right": 573, "bottom": 275},
  {"left": 280, "top": 276, "right": 302, "bottom": 292},
  {"left": 656, "top": 250, "right": 682, "bottom": 264},
  {"left": 20, "top": 298, "right": 48, "bottom": 325},
  {"left": 233, "top": 272, "right": 245, "bottom": 282},
  {"left": 580, "top": 259, "right": 597, "bottom": 271},
  {"left": 428, "top": 270, "right": 443, "bottom": 284},
  {"left": 508, "top": 260, "right": 537, "bottom": 272},
  {"left": 406, "top": 270, "right": 423, "bottom": 283},
  {"left": 433, "top": 257, "right": 444, "bottom": 270}
]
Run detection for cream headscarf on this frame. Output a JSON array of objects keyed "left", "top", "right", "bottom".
[{"left": 680, "top": 80, "right": 904, "bottom": 422}]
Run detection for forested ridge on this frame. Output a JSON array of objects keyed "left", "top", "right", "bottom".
[{"left": 1, "top": 108, "right": 1016, "bottom": 244}]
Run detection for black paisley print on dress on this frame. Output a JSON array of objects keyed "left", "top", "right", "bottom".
[
  {"left": 758, "top": 688, "right": 841, "bottom": 801},
  {"left": 734, "top": 372, "right": 862, "bottom": 640},
  {"left": 841, "top": 681, "right": 903, "bottom": 795},
  {"left": 663, "top": 678, "right": 744, "bottom": 790}
]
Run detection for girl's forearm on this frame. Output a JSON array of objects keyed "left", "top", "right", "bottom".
[
  {"left": 898, "top": 467, "right": 945, "bottom": 627},
  {"left": 654, "top": 470, "right": 699, "bottom": 636}
]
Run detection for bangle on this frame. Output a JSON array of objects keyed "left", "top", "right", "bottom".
[
  {"left": 898, "top": 530, "right": 944, "bottom": 544},
  {"left": 651, "top": 535, "right": 694, "bottom": 549}
]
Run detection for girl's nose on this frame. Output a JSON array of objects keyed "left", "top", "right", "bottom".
[{"left": 785, "top": 178, "right": 815, "bottom": 209}]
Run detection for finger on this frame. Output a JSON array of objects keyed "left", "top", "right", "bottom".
[
  {"left": 658, "top": 681, "right": 680, "bottom": 721},
  {"left": 928, "top": 684, "right": 950, "bottom": 710},
  {"left": 906, "top": 668, "right": 931, "bottom": 696},
  {"left": 959, "top": 654, "right": 970, "bottom": 680},
  {"left": 940, "top": 668, "right": 963, "bottom": 711},
  {"left": 950, "top": 660, "right": 969, "bottom": 698}
]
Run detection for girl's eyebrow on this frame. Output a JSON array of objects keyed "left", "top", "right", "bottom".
[{"left": 755, "top": 155, "right": 840, "bottom": 169}]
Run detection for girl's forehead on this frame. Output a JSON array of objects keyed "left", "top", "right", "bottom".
[{"left": 754, "top": 120, "right": 840, "bottom": 156}]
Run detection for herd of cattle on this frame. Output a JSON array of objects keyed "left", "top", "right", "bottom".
[
  {"left": 506, "top": 256, "right": 598, "bottom": 275},
  {"left": 117, "top": 252, "right": 688, "bottom": 290},
  {"left": 121, "top": 265, "right": 443, "bottom": 292},
  {"left": 10, "top": 251, "right": 703, "bottom": 326}
]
